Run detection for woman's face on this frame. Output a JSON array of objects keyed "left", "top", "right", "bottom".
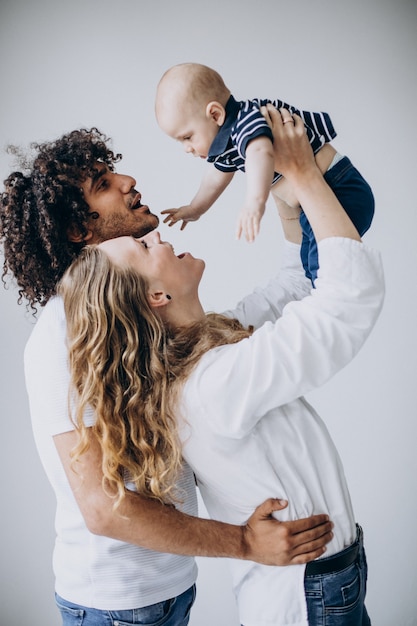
[{"left": 99, "top": 231, "right": 205, "bottom": 301}]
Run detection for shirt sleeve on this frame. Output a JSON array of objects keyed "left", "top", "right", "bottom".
[
  {"left": 234, "top": 102, "right": 274, "bottom": 160},
  {"left": 222, "top": 241, "right": 311, "bottom": 329},
  {"left": 253, "top": 98, "right": 337, "bottom": 156},
  {"left": 24, "top": 297, "right": 95, "bottom": 437},
  {"left": 189, "top": 238, "right": 385, "bottom": 438}
]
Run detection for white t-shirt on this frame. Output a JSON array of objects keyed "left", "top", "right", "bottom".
[
  {"left": 178, "top": 237, "right": 384, "bottom": 626},
  {"left": 24, "top": 297, "right": 198, "bottom": 610}
]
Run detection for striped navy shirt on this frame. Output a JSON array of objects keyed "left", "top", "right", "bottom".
[{"left": 207, "top": 95, "right": 337, "bottom": 184}]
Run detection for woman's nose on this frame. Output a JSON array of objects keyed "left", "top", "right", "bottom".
[{"left": 144, "top": 230, "right": 161, "bottom": 244}]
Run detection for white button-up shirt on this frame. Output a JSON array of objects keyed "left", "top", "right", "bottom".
[{"left": 179, "top": 237, "right": 384, "bottom": 626}]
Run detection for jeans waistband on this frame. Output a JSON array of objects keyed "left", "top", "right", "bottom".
[{"left": 305, "top": 524, "right": 363, "bottom": 577}]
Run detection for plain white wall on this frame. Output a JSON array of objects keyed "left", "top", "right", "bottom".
[{"left": 1, "top": 1, "right": 416, "bottom": 624}]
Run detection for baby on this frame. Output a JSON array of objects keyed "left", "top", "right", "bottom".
[{"left": 155, "top": 62, "right": 374, "bottom": 284}]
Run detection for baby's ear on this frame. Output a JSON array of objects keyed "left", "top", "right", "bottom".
[{"left": 206, "top": 101, "right": 226, "bottom": 126}]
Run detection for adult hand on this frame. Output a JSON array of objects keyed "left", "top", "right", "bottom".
[
  {"left": 242, "top": 498, "right": 333, "bottom": 566},
  {"left": 263, "top": 105, "right": 361, "bottom": 243},
  {"left": 261, "top": 105, "right": 317, "bottom": 182}
]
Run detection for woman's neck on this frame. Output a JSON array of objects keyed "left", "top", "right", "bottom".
[{"left": 161, "top": 298, "right": 206, "bottom": 329}]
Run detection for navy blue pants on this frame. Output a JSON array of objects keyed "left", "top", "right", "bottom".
[{"left": 300, "top": 156, "right": 375, "bottom": 285}]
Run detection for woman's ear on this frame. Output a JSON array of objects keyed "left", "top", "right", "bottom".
[
  {"left": 148, "top": 291, "right": 171, "bottom": 309},
  {"left": 205, "top": 101, "right": 226, "bottom": 127}
]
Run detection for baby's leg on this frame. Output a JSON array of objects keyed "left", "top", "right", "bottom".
[
  {"left": 271, "top": 144, "right": 337, "bottom": 282},
  {"left": 270, "top": 185, "right": 302, "bottom": 244},
  {"left": 323, "top": 157, "right": 375, "bottom": 237},
  {"left": 271, "top": 144, "right": 337, "bottom": 212},
  {"left": 299, "top": 150, "right": 376, "bottom": 283}
]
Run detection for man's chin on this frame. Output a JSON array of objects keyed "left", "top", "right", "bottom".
[{"left": 136, "top": 215, "right": 159, "bottom": 237}]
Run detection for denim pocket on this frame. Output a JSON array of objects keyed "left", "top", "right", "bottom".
[
  {"left": 55, "top": 597, "right": 85, "bottom": 626},
  {"left": 339, "top": 564, "right": 361, "bottom": 608},
  {"left": 109, "top": 597, "right": 175, "bottom": 626},
  {"left": 110, "top": 584, "right": 195, "bottom": 626},
  {"left": 305, "top": 562, "right": 368, "bottom": 625}
]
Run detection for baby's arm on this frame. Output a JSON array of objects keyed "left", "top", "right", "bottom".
[
  {"left": 236, "top": 136, "right": 275, "bottom": 242},
  {"left": 162, "top": 167, "right": 234, "bottom": 230}
]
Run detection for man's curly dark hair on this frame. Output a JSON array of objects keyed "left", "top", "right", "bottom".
[{"left": 0, "top": 127, "right": 122, "bottom": 308}]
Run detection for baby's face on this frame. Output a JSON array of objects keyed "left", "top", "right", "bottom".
[{"left": 157, "top": 102, "right": 220, "bottom": 159}]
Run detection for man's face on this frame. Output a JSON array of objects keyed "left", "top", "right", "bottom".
[{"left": 80, "top": 164, "right": 159, "bottom": 243}]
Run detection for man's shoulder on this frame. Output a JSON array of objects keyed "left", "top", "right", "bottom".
[{"left": 25, "top": 296, "right": 66, "bottom": 357}]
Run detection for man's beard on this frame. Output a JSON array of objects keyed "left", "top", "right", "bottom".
[{"left": 93, "top": 211, "right": 159, "bottom": 242}]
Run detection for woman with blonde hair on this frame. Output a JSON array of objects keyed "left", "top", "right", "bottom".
[{"left": 60, "top": 107, "right": 384, "bottom": 626}]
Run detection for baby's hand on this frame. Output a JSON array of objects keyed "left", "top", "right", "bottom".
[
  {"left": 161, "top": 205, "right": 200, "bottom": 231},
  {"left": 236, "top": 203, "right": 266, "bottom": 243}
]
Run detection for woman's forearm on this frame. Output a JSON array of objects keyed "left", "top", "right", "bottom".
[
  {"left": 264, "top": 105, "right": 361, "bottom": 243},
  {"left": 287, "top": 167, "right": 361, "bottom": 243}
]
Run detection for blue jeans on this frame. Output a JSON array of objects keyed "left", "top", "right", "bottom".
[
  {"left": 304, "top": 529, "right": 370, "bottom": 625},
  {"left": 300, "top": 156, "right": 375, "bottom": 285},
  {"left": 241, "top": 527, "right": 370, "bottom": 626},
  {"left": 55, "top": 584, "right": 196, "bottom": 626}
]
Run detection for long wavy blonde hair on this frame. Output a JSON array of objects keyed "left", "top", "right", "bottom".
[{"left": 59, "top": 245, "right": 252, "bottom": 509}]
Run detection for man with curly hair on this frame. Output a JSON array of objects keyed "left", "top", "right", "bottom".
[
  {"left": 1, "top": 128, "right": 158, "bottom": 308},
  {"left": 0, "top": 127, "right": 333, "bottom": 625}
]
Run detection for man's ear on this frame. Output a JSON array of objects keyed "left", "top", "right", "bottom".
[
  {"left": 206, "top": 101, "right": 226, "bottom": 126},
  {"left": 67, "top": 224, "right": 94, "bottom": 243},
  {"left": 148, "top": 291, "right": 171, "bottom": 309}
]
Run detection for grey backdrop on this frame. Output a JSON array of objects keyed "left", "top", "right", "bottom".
[{"left": 1, "top": 1, "right": 416, "bottom": 624}]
